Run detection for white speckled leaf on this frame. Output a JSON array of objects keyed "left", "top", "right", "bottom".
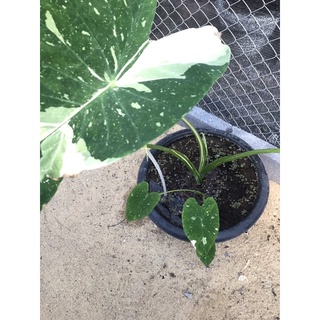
[
  {"left": 126, "top": 182, "right": 161, "bottom": 221},
  {"left": 182, "top": 197, "right": 220, "bottom": 266},
  {"left": 40, "top": 0, "right": 230, "bottom": 208}
]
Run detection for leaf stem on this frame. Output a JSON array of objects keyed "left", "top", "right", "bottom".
[
  {"left": 181, "top": 117, "right": 207, "bottom": 176},
  {"left": 147, "top": 149, "right": 167, "bottom": 195},
  {"left": 147, "top": 143, "right": 202, "bottom": 184},
  {"left": 201, "top": 147, "right": 280, "bottom": 177},
  {"left": 159, "top": 188, "right": 206, "bottom": 202}
]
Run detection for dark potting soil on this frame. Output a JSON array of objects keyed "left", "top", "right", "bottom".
[{"left": 145, "top": 133, "right": 259, "bottom": 231}]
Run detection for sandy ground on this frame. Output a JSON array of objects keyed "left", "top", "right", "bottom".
[{"left": 40, "top": 124, "right": 280, "bottom": 320}]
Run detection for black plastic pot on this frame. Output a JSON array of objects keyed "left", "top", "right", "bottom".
[{"left": 138, "top": 128, "right": 269, "bottom": 242}]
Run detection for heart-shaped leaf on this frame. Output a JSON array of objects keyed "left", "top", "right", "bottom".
[
  {"left": 182, "top": 197, "right": 220, "bottom": 266},
  {"left": 126, "top": 182, "right": 161, "bottom": 221}
]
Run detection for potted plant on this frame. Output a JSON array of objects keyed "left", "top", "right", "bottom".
[
  {"left": 125, "top": 117, "right": 279, "bottom": 266},
  {"left": 40, "top": 0, "right": 280, "bottom": 267}
]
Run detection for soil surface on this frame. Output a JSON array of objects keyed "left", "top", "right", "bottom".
[{"left": 40, "top": 124, "right": 280, "bottom": 320}]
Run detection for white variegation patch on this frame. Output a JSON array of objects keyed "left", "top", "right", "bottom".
[
  {"left": 88, "top": 67, "right": 104, "bottom": 81},
  {"left": 40, "top": 107, "right": 79, "bottom": 141},
  {"left": 94, "top": 7, "right": 100, "bottom": 15},
  {"left": 116, "top": 108, "right": 126, "bottom": 117},
  {"left": 45, "top": 11, "right": 66, "bottom": 45},
  {"left": 116, "top": 26, "right": 230, "bottom": 87},
  {"left": 131, "top": 102, "right": 141, "bottom": 109},
  {"left": 58, "top": 124, "right": 120, "bottom": 176},
  {"left": 110, "top": 46, "right": 118, "bottom": 71},
  {"left": 120, "top": 82, "right": 151, "bottom": 93}
]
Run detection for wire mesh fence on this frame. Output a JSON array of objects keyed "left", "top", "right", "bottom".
[{"left": 150, "top": 0, "right": 280, "bottom": 147}]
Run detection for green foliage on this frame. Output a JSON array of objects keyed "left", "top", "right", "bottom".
[
  {"left": 40, "top": 0, "right": 231, "bottom": 209},
  {"left": 148, "top": 117, "right": 280, "bottom": 185},
  {"left": 40, "top": 0, "right": 276, "bottom": 268},
  {"left": 126, "top": 182, "right": 161, "bottom": 221},
  {"left": 179, "top": 117, "right": 280, "bottom": 183},
  {"left": 40, "top": 177, "right": 63, "bottom": 211},
  {"left": 125, "top": 118, "right": 280, "bottom": 266},
  {"left": 182, "top": 197, "right": 219, "bottom": 266}
]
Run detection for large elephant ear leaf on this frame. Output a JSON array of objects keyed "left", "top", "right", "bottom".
[{"left": 40, "top": 0, "right": 231, "bottom": 208}]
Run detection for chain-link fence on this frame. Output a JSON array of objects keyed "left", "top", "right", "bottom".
[{"left": 150, "top": 0, "right": 280, "bottom": 147}]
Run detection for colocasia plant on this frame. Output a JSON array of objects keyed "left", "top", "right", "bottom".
[
  {"left": 40, "top": 0, "right": 280, "bottom": 267},
  {"left": 126, "top": 117, "right": 280, "bottom": 266}
]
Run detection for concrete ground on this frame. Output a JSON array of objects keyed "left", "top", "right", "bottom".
[{"left": 40, "top": 123, "right": 280, "bottom": 320}]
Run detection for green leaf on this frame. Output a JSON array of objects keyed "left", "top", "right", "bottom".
[
  {"left": 182, "top": 197, "right": 220, "bottom": 266},
  {"left": 40, "top": 0, "right": 231, "bottom": 206},
  {"left": 41, "top": 0, "right": 157, "bottom": 175},
  {"left": 126, "top": 182, "right": 161, "bottom": 221},
  {"left": 181, "top": 117, "right": 208, "bottom": 179},
  {"left": 40, "top": 128, "right": 67, "bottom": 180},
  {"left": 201, "top": 148, "right": 280, "bottom": 177},
  {"left": 146, "top": 143, "right": 202, "bottom": 183},
  {"left": 40, "top": 176, "right": 63, "bottom": 211}
]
